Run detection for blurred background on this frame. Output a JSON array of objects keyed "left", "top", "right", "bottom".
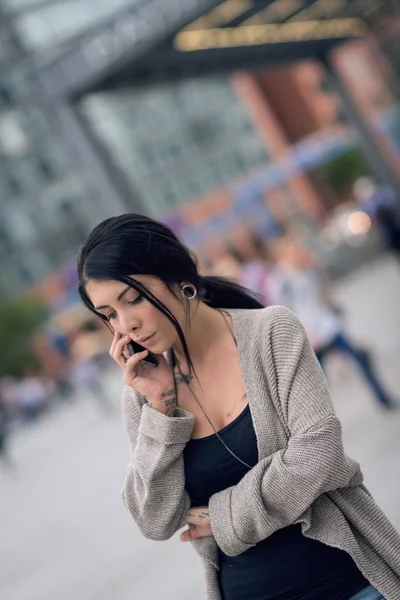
[{"left": 1, "top": 1, "right": 400, "bottom": 599}]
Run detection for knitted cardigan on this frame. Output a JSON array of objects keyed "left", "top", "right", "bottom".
[{"left": 121, "top": 306, "right": 400, "bottom": 600}]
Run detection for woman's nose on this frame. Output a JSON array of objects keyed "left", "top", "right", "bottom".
[{"left": 118, "top": 311, "right": 139, "bottom": 335}]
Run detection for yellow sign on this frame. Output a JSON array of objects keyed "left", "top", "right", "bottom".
[{"left": 174, "top": 18, "right": 367, "bottom": 51}]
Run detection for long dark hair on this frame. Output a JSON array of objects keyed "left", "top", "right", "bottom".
[{"left": 77, "top": 214, "right": 263, "bottom": 372}]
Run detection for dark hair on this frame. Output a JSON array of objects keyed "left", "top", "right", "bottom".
[{"left": 77, "top": 214, "right": 263, "bottom": 372}]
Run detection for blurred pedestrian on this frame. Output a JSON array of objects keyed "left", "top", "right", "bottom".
[
  {"left": 226, "top": 233, "right": 274, "bottom": 306},
  {"left": 54, "top": 373, "right": 75, "bottom": 404},
  {"left": 271, "top": 235, "right": 396, "bottom": 409},
  {"left": 71, "top": 358, "right": 114, "bottom": 414},
  {"left": 353, "top": 177, "right": 400, "bottom": 260},
  {"left": 18, "top": 374, "right": 47, "bottom": 422},
  {"left": 76, "top": 213, "right": 400, "bottom": 600},
  {"left": 0, "top": 393, "right": 14, "bottom": 469},
  {"left": 208, "top": 252, "right": 242, "bottom": 281}
]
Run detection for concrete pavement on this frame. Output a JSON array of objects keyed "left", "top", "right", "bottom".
[{"left": 1, "top": 254, "right": 400, "bottom": 600}]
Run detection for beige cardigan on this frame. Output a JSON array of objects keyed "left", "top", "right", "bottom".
[{"left": 121, "top": 306, "right": 400, "bottom": 600}]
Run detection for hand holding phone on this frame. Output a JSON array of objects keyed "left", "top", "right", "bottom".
[
  {"left": 109, "top": 332, "right": 176, "bottom": 416},
  {"left": 127, "top": 341, "right": 159, "bottom": 367}
]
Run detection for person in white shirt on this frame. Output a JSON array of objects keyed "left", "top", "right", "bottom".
[{"left": 271, "top": 235, "right": 395, "bottom": 409}]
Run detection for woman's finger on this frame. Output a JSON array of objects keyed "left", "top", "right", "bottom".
[
  {"left": 125, "top": 350, "right": 148, "bottom": 372},
  {"left": 113, "top": 335, "right": 133, "bottom": 364},
  {"left": 180, "top": 527, "right": 198, "bottom": 542},
  {"left": 123, "top": 350, "right": 149, "bottom": 383},
  {"left": 180, "top": 525, "right": 210, "bottom": 542},
  {"left": 109, "top": 331, "right": 122, "bottom": 359},
  {"left": 121, "top": 341, "right": 132, "bottom": 362},
  {"left": 113, "top": 353, "right": 127, "bottom": 371},
  {"left": 110, "top": 334, "right": 131, "bottom": 370}
]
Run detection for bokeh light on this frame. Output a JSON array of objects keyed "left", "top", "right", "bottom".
[{"left": 348, "top": 211, "right": 371, "bottom": 235}]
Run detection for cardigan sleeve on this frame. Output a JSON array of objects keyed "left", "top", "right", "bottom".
[
  {"left": 121, "top": 385, "right": 195, "bottom": 541},
  {"left": 208, "top": 306, "right": 361, "bottom": 556}
]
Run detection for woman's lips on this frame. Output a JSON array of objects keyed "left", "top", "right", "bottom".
[{"left": 136, "top": 333, "right": 156, "bottom": 347}]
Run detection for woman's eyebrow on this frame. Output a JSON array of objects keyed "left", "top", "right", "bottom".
[{"left": 95, "top": 285, "right": 131, "bottom": 310}]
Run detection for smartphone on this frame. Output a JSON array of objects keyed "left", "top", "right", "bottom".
[{"left": 127, "top": 340, "right": 159, "bottom": 367}]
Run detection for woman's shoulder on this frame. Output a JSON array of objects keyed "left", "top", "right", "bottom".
[
  {"left": 228, "top": 305, "right": 302, "bottom": 333},
  {"left": 228, "top": 305, "right": 307, "bottom": 358}
]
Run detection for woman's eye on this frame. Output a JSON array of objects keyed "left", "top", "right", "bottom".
[
  {"left": 128, "top": 295, "right": 143, "bottom": 306},
  {"left": 101, "top": 295, "right": 143, "bottom": 321}
]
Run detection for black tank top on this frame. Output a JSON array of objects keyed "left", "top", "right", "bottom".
[{"left": 183, "top": 405, "right": 369, "bottom": 600}]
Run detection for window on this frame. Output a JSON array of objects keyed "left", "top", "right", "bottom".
[
  {"left": 81, "top": 74, "right": 271, "bottom": 215},
  {"left": 23, "top": 249, "right": 53, "bottom": 280},
  {"left": 30, "top": 146, "right": 65, "bottom": 184},
  {"left": 5, "top": 171, "right": 23, "bottom": 196},
  {"left": 0, "top": 85, "right": 13, "bottom": 109},
  {"left": 0, "top": 110, "right": 29, "bottom": 157},
  {"left": 2, "top": 0, "right": 44, "bottom": 11},
  {"left": 0, "top": 225, "right": 11, "bottom": 247},
  {"left": 0, "top": 30, "right": 20, "bottom": 64},
  {"left": 12, "top": 0, "right": 137, "bottom": 51},
  {"left": 4, "top": 208, "right": 36, "bottom": 244},
  {"left": 35, "top": 155, "right": 57, "bottom": 181},
  {"left": 22, "top": 105, "right": 49, "bottom": 136},
  {"left": 6, "top": 68, "right": 31, "bottom": 99}
]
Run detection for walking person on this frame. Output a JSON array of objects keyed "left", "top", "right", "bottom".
[
  {"left": 0, "top": 393, "right": 14, "bottom": 469},
  {"left": 71, "top": 358, "right": 114, "bottom": 414},
  {"left": 78, "top": 214, "right": 400, "bottom": 600},
  {"left": 271, "top": 234, "right": 396, "bottom": 409},
  {"left": 225, "top": 233, "right": 274, "bottom": 306}
]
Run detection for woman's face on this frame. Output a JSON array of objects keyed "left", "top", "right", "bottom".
[{"left": 85, "top": 275, "right": 186, "bottom": 354}]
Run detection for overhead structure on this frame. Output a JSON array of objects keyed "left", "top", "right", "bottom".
[
  {"left": 35, "top": 0, "right": 396, "bottom": 96},
  {"left": 33, "top": 0, "right": 400, "bottom": 216}
]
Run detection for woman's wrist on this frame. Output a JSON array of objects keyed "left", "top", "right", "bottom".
[
  {"left": 180, "top": 506, "right": 213, "bottom": 542},
  {"left": 145, "top": 387, "right": 177, "bottom": 417}
]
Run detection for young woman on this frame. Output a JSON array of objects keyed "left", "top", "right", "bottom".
[{"left": 78, "top": 214, "right": 400, "bottom": 600}]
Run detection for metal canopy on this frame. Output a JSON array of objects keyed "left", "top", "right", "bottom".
[
  {"left": 36, "top": 0, "right": 221, "bottom": 98},
  {"left": 36, "top": 0, "right": 396, "bottom": 98}
]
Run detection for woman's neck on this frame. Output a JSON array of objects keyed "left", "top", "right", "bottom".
[{"left": 171, "top": 303, "right": 230, "bottom": 368}]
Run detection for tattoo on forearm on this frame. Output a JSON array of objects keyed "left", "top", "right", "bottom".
[
  {"left": 161, "top": 389, "right": 176, "bottom": 411},
  {"left": 164, "top": 398, "right": 176, "bottom": 408},
  {"left": 161, "top": 389, "right": 176, "bottom": 415},
  {"left": 188, "top": 510, "right": 209, "bottom": 522},
  {"left": 139, "top": 394, "right": 153, "bottom": 409},
  {"left": 198, "top": 511, "right": 209, "bottom": 521}
]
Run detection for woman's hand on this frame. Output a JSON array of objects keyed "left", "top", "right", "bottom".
[
  {"left": 110, "top": 331, "right": 176, "bottom": 416},
  {"left": 180, "top": 507, "right": 213, "bottom": 542}
]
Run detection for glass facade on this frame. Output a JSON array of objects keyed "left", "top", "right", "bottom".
[
  {"left": 80, "top": 76, "right": 270, "bottom": 216},
  {"left": 9, "top": 0, "right": 137, "bottom": 52},
  {"left": 0, "top": 0, "right": 210, "bottom": 297},
  {"left": 0, "top": 7, "right": 97, "bottom": 298}
]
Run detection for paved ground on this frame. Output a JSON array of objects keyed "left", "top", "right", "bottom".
[{"left": 1, "top": 254, "right": 400, "bottom": 600}]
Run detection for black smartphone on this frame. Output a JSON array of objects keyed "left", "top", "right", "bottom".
[{"left": 127, "top": 341, "right": 159, "bottom": 367}]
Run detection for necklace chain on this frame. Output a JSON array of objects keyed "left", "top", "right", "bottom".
[{"left": 174, "top": 310, "right": 252, "bottom": 470}]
